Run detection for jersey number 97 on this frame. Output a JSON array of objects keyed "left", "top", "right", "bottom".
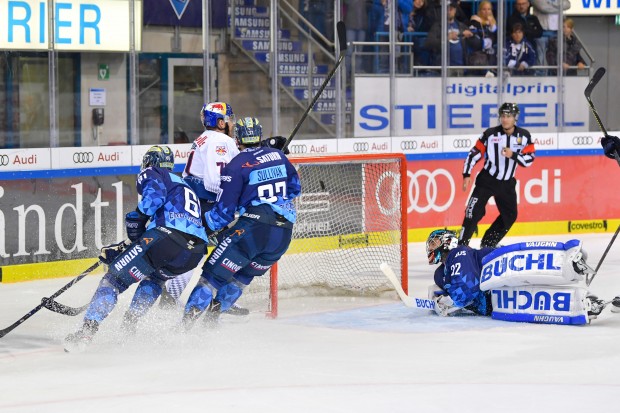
[{"left": 258, "top": 181, "right": 287, "bottom": 203}]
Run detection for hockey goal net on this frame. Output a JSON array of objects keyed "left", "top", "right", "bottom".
[{"left": 235, "top": 153, "right": 408, "bottom": 317}]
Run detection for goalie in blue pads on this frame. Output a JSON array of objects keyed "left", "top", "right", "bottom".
[{"left": 426, "top": 229, "right": 608, "bottom": 325}]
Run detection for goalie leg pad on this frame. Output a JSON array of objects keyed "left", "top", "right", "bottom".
[
  {"left": 480, "top": 240, "right": 587, "bottom": 291},
  {"left": 491, "top": 285, "right": 589, "bottom": 325}
]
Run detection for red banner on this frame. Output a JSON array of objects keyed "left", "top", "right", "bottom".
[{"left": 406, "top": 155, "right": 620, "bottom": 229}]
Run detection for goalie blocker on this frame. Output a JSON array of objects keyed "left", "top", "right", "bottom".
[{"left": 481, "top": 240, "right": 596, "bottom": 325}]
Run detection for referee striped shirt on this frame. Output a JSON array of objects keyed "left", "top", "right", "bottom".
[{"left": 463, "top": 125, "right": 535, "bottom": 181}]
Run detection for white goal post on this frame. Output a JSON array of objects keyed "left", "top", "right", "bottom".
[{"left": 236, "top": 153, "right": 409, "bottom": 317}]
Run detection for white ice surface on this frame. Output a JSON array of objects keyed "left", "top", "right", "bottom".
[{"left": 1, "top": 233, "right": 620, "bottom": 413}]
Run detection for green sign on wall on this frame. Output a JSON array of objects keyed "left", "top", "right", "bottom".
[{"left": 98, "top": 64, "right": 110, "bottom": 81}]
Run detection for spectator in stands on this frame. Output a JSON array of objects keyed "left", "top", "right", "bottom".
[
  {"left": 344, "top": 0, "right": 369, "bottom": 78},
  {"left": 407, "top": 0, "right": 432, "bottom": 33},
  {"left": 426, "top": 0, "right": 468, "bottom": 28},
  {"left": 504, "top": 22, "right": 537, "bottom": 76},
  {"left": 299, "top": 0, "right": 330, "bottom": 49},
  {"left": 468, "top": 0, "right": 498, "bottom": 76},
  {"left": 530, "top": 0, "right": 571, "bottom": 68},
  {"left": 506, "top": 0, "right": 543, "bottom": 45},
  {"left": 546, "top": 18, "right": 587, "bottom": 75},
  {"left": 407, "top": 0, "right": 433, "bottom": 69},
  {"left": 369, "top": 0, "right": 413, "bottom": 73},
  {"left": 424, "top": 0, "right": 474, "bottom": 76}
]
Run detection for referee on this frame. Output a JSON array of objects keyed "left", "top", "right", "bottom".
[{"left": 459, "top": 102, "right": 536, "bottom": 247}]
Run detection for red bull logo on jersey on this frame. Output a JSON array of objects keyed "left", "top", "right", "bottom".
[
  {"left": 215, "top": 146, "right": 227, "bottom": 156},
  {"left": 481, "top": 252, "right": 561, "bottom": 283}
]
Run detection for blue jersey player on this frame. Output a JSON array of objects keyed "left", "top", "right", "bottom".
[
  {"left": 427, "top": 229, "right": 495, "bottom": 316},
  {"left": 64, "top": 146, "right": 208, "bottom": 351},
  {"left": 181, "top": 117, "right": 301, "bottom": 329}
]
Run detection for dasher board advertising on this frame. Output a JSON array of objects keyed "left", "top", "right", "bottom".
[
  {"left": 0, "top": 0, "right": 142, "bottom": 51},
  {"left": 354, "top": 76, "right": 589, "bottom": 137}
]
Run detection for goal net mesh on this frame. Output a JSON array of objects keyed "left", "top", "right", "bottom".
[{"left": 234, "top": 154, "right": 407, "bottom": 316}]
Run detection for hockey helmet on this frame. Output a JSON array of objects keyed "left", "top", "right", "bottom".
[
  {"left": 141, "top": 145, "right": 174, "bottom": 171},
  {"left": 426, "top": 229, "right": 458, "bottom": 265},
  {"left": 498, "top": 102, "right": 520, "bottom": 120},
  {"left": 234, "top": 117, "right": 263, "bottom": 146},
  {"left": 200, "top": 102, "right": 234, "bottom": 128}
]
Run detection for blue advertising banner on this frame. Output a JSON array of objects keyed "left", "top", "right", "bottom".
[{"left": 143, "top": 0, "right": 227, "bottom": 28}]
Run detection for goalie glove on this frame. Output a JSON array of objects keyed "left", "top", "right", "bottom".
[
  {"left": 100, "top": 240, "right": 131, "bottom": 265},
  {"left": 432, "top": 294, "right": 461, "bottom": 317}
]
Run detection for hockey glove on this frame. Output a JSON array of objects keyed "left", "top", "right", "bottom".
[
  {"left": 125, "top": 209, "right": 150, "bottom": 241},
  {"left": 261, "top": 136, "right": 290, "bottom": 154},
  {"left": 601, "top": 135, "right": 620, "bottom": 160},
  {"left": 99, "top": 240, "right": 131, "bottom": 265}
]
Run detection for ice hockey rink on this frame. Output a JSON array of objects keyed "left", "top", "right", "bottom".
[{"left": 1, "top": 233, "right": 620, "bottom": 413}]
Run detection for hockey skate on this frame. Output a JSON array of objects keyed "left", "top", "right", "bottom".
[
  {"left": 180, "top": 306, "right": 203, "bottom": 332},
  {"left": 586, "top": 295, "right": 607, "bottom": 320},
  {"left": 224, "top": 304, "right": 250, "bottom": 316},
  {"left": 610, "top": 296, "right": 620, "bottom": 314},
  {"left": 158, "top": 288, "right": 178, "bottom": 310},
  {"left": 64, "top": 319, "right": 99, "bottom": 352},
  {"left": 202, "top": 300, "right": 222, "bottom": 329},
  {"left": 120, "top": 311, "right": 139, "bottom": 336}
]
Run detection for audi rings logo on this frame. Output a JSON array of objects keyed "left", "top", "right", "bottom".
[
  {"left": 408, "top": 169, "right": 455, "bottom": 213},
  {"left": 73, "top": 152, "right": 95, "bottom": 163},
  {"left": 452, "top": 139, "right": 472, "bottom": 149},
  {"left": 0, "top": 154, "right": 9, "bottom": 167},
  {"left": 353, "top": 142, "right": 369, "bottom": 152},
  {"left": 572, "top": 136, "right": 593, "bottom": 145},
  {"left": 375, "top": 171, "right": 400, "bottom": 215},
  {"left": 400, "top": 140, "right": 418, "bottom": 151},
  {"left": 288, "top": 144, "right": 308, "bottom": 154}
]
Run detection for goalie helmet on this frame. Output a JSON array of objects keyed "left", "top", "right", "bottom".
[
  {"left": 141, "top": 145, "right": 174, "bottom": 171},
  {"left": 234, "top": 117, "right": 262, "bottom": 146},
  {"left": 498, "top": 102, "right": 520, "bottom": 120},
  {"left": 426, "top": 229, "right": 458, "bottom": 265},
  {"left": 200, "top": 102, "right": 234, "bottom": 128}
]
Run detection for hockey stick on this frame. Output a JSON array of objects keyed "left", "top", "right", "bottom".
[
  {"left": 584, "top": 67, "right": 620, "bottom": 166},
  {"left": 41, "top": 298, "right": 89, "bottom": 316},
  {"left": 380, "top": 263, "right": 436, "bottom": 311},
  {"left": 0, "top": 260, "right": 101, "bottom": 338},
  {"left": 586, "top": 223, "right": 620, "bottom": 286},
  {"left": 282, "top": 21, "right": 347, "bottom": 152}
]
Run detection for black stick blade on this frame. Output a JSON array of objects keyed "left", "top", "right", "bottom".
[
  {"left": 336, "top": 21, "right": 347, "bottom": 51},
  {"left": 585, "top": 67, "right": 606, "bottom": 98}
]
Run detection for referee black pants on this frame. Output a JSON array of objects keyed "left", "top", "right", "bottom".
[{"left": 459, "top": 170, "right": 518, "bottom": 248}]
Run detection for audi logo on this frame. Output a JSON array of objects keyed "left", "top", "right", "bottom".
[
  {"left": 452, "top": 139, "right": 472, "bottom": 149},
  {"left": 407, "top": 169, "right": 455, "bottom": 213},
  {"left": 400, "top": 140, "right": 418, "bottom": 151},
  {"left": 73, "top": 152, "right": 95, "bottom": 163},
  {"left": 353, "top": 142, "right": 369, "bottom": 152},
  {"left": 572, "top": 136, "right": 593, "bottom": 145},
  {"left": 288, "top": 144, "right": 308, "bottom": 154},
  {"left": 0, "top": 154, "right": 9, "bottom": 167},
  {"left": 375, "top": 171, "right": 400, "bottom": 215}
]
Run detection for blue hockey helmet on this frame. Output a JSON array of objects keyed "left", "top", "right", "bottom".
[
  {"left": 200, "top": 102, "right": 234, "bottom": 128},
  {"left": 426, "top": 229, "right": 458, "bottom": 265},
  {"left": 498, "top": 102, "right": 520, "bottom": 120},
  {"left": 234, "top": 117, "right": 263, "bottom": 146},
  {"left": 141, "top": 145, "right": 174, "bottom": 171}
]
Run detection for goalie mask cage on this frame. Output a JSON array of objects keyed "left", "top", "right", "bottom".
[{"left": 235, "top": 153, "right": 408, "bottom": 317}]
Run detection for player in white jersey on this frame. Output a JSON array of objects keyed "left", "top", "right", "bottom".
[{"left": 161, "top": 102, "right": 240, "bottom": 307}]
